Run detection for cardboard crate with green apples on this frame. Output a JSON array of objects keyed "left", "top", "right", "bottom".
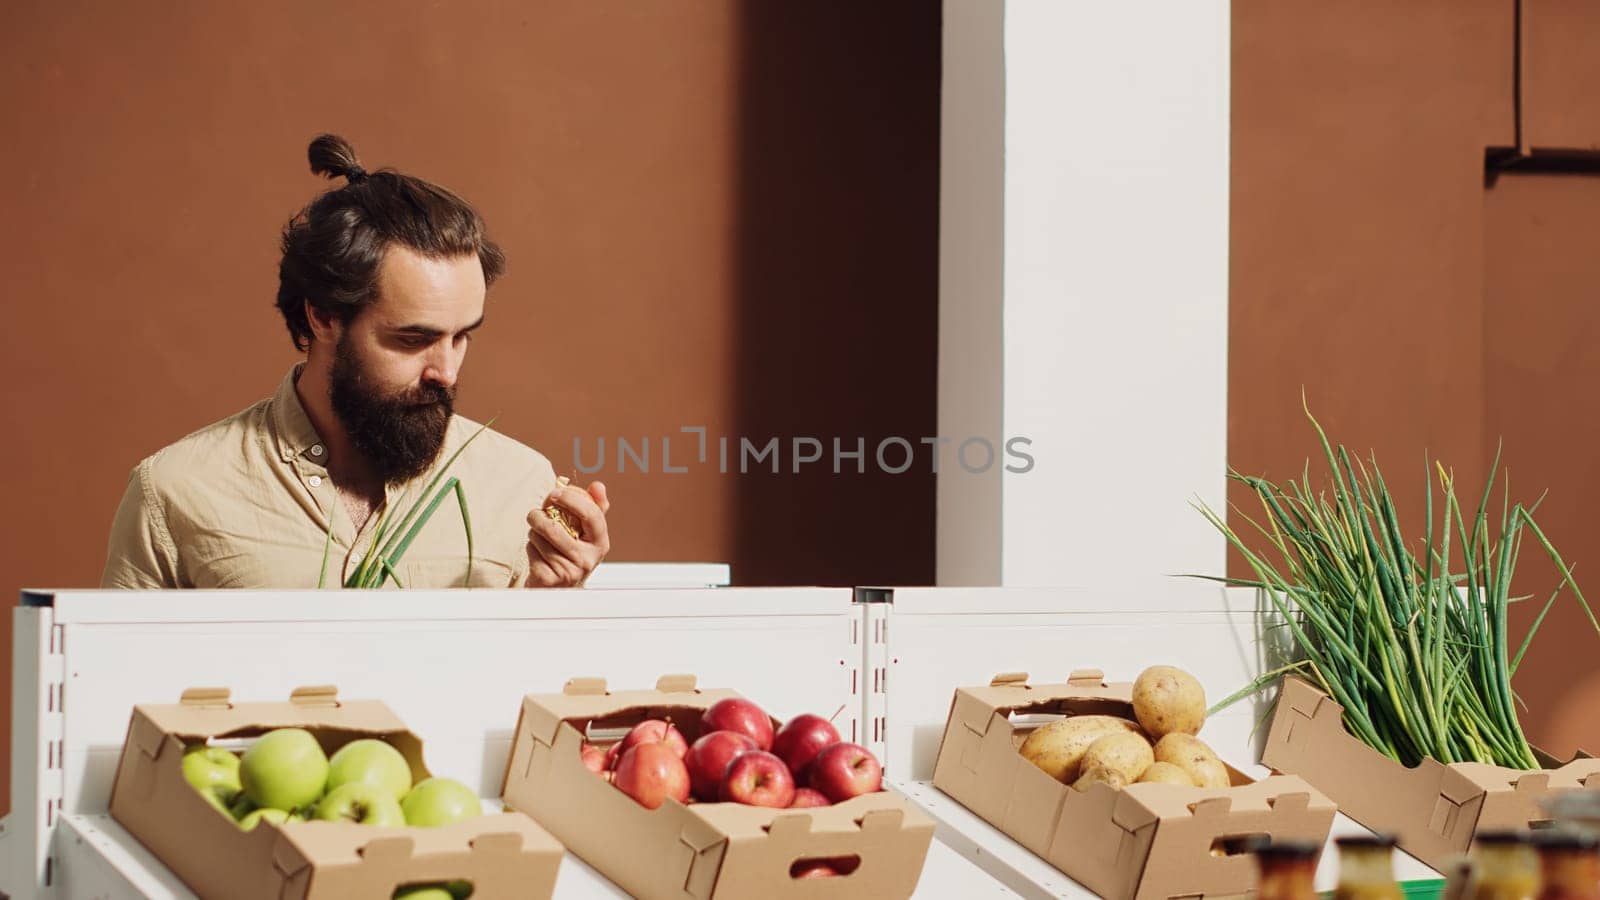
[{"left": 108, "top": 685, "right": 563, "bottom": 900}]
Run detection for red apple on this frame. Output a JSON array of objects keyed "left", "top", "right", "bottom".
[
  {"left": 618, "top": 720, "right": 689, "bottom": 758},
  {"left": 581, "top": 743, "right": 608, "bottom": 775},
  {"left": 808, "top": 742, "right": 882, "bottom": 802},
  {"left": 701, "top": 698, "right": 775, "bottom": 751},
  {"left": 771, "top": 714, "right": 841, "bottom": 784},
  {"left": 793, "top": 862, "right": 839, "bottom": 879},
  {"left": 613, "top": 743, "right": 690, "bottom": 809},
  {"left": 684, "top": 730, "right": 758, "bottom": 801},
  {"left": 720, "top": 751, "right": 796, "bottom": 808},
  {"left": 603, "top": 742, "right": 622, "bottom": 771},
  {"left": 789, "top": 787, "right": 832, "bottom": 808}
]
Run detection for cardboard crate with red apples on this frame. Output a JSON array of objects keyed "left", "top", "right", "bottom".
[
  {"left": 931, "top": 669, "right": 1338, "bottom": 900},
  {"left": 500, "top": 674, "right": 935, "bottom": 900},
  {"left": 109, "top": 685, "right": 564, "bottom": 900}
]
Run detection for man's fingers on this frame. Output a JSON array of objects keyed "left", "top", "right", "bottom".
[
  {"left": 528, "top": 498, "right": 584, "bottom": 552},
  {"left": 542, "top": 482, "right": 608, "bottom": 547},
  {"left": 524, "top": 539, "right": 564, "bottom": 587},
  {"left": 523, "top": 476, "right": 611, "bottom": 589},
  {"left": 527, "top": 531, "right": 585, "bottom": 586}
]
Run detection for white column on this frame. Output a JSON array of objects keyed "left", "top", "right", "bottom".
[{"left": 938, "top": 0, "right": 1230, "bottom": 591}]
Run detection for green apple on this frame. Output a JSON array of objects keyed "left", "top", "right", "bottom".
[
  {"left": 240, "top": 729, "right": 329, "bottom": 812},
  {"left": 399, "top": 778, "right": 482, "bottom": 827},
  {"left": 238, "top": 808, "right": 290, "bottom": 831},
  {"left": 182, "top": 746, "right": 241, "bottom": 804},
  {"left": 228, "top": 792, "right": 257, "bottom": 820},
  {"left": 326, "top": 739, "right": 412, "bottom": 801},
  {"left": 315, "top": 782, "right": 407, "bottom": 827},
  {"left": 393, "top": 887, "right": 453, "bottom": 900},
  {"left": 196, "top": 784, "right": 234, "bottom": 817},
  {"left": 446, "top": 881, "right": 473, "bottom": 899}
]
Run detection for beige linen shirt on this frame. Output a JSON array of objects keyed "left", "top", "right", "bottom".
[{"left": 101, "top": 365, "right": 559, "bottom": 589}]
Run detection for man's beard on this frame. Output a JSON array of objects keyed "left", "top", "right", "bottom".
[{"left": 330, "top": 336, "right": 455, "bottom": 486}]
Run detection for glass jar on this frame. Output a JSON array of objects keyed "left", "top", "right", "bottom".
[
  {"left": 1472, "top": 831, "right": 1542, "bottom": 900},
  {"left": 1335, "top": 834, "right": 1404, "bottom": 900},
  {"left": 1254, "top": 839, "right": 1322, "bottom": 900},
  {"left": 1533, "top": 830, "right": 1600, "bottom": 900}
]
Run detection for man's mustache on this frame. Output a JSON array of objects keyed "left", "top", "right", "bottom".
[{"left": 395, "top": 382, "right": 454, "bottom": 409}]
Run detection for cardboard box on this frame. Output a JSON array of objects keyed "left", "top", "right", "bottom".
[
  {"left": 931, "top": 670, "right": 1337, "bottom": 900},
  {"left": 109, "top": 685, "right": 564, "bottom": 900},
  {"left": 501, "top": 674, "right": 936, "bottom": 899},
  {"left": 1263, "top": 676, "right": 1600, "bottom": 870}
]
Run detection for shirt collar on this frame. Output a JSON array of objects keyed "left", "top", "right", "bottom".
[{"left": 270, "top": 363, "right": 329, "bottom": 464}]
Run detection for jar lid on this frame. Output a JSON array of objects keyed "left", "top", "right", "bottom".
[
  {"left": 1252, "top": 838, "right": 1323, "bottom": 860},
  {"left": 1336, "top": 834, "right": 1399, "bottom": 849},
  {"left": 1531, "top": 830, "right": 1600, "bottom": 852},
  {"left": 1474, "top": 830, "right": 1534, "bottom": 847}
]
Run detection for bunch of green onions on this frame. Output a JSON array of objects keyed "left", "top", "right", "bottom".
[
  {"left": 1195, "top": 402, "right": 1597, "bottom": 769},
  {"left": 317, "top": 419, "right": 493, "bottom": 589}
]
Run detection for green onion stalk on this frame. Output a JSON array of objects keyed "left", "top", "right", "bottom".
[
  {"left": 317, "top": 418, "right": 495, "bottom": 589},
  {"left": 1193, "top": 398, "right": 1599, "bottom": 769}
]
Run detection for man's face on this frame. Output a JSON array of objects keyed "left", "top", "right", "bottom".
[{"left": 329, "top": 246, "right": 487, "bottom": 485}]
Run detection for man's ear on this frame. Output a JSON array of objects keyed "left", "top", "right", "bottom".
[{"left": 304, "top": 300, "right": 341, "bottom": 346}]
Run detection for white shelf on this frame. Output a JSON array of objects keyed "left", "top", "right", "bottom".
[
  {"left": 894, "top": 780, "right": 1088, "bottom": 899},
  {"left": 52, "top": 808, "right": 1010, "bottom": 900},
  {"left": 5, "top": 585, "right": 1447, "bottom": 899},
  {"left": 896, "top": 779, "right": 1443, "bottom": 896}
]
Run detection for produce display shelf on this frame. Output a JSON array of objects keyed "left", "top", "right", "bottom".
[
  {"left": 895, "top": 779, "right": 1441, "bottom": 896},
  {"left": 51, "top": 808, "right": 1013, "bottom": 899},
  {"left": 2, "top": 587, "right": 1015, "bottom": 900},
  {"left": 4, "top": 584, "right": 1450, "bottom": 899}
]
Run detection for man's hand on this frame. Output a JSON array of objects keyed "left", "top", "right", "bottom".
[{"left": 525, "top": 480, "right": 611, "bottom": 587}]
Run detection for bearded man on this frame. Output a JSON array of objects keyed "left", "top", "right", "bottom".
[{"left": 100, "top": 134, "right": 609, "bottom": 589}]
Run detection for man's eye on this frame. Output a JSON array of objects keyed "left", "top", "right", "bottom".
[{"left": 400, "top": 336, "right": 432, "bottom": 349}]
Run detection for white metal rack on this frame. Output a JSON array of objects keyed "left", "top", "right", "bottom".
[
  {"left": 0, "top": 587, "right": 1008, "bottom": 899},
  {"left": 870, "top": 585, "right": 1442, "bottom": 895},
  {"left": 1, "top": 584, "right": 1440, "bottom": 898}
]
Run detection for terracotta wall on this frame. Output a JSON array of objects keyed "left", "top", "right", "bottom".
[
  {"left": 0, "top": 1, "right": 939, "bottom": 816},
  {"left": 1483, "top": 172, "right": 1600, "bottom": 755},
  {"left": 1232, "top": 0, "right": 1600, "bottom": 756}
]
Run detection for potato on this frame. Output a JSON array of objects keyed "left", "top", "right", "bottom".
[
  {"left": 1185, "top": 757, "right": 1232, "bottom": 789},
  {"left": 1153, "top": 733, "right": 1231, "bottom": 788},
  {"left": 1079, "top": 732, "right": 1155, "bottom": 784},
  {"left": 1152, "top": 733, "right": 1217, "bottom": 769},
  {"left": 1072, "top": 764, "right": 1129, "bottom": 792},
  {"left": 1135, "top": 761, "right": 1195, "bottom": 786},
  {"left": 1018, "top": 715, "right": 1143, "bottom": 784},
  {"left": 1132, "top": 666, "right": 1207, "bottom": 739}
]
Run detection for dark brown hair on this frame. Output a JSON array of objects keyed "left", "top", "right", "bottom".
[{"left": 275, "top": 134, "right": 506, "bottom": 351}]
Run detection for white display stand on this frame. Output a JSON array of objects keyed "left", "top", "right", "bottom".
[
  {"left": 2, "top": 585, "right": 1440, "bottom": 898},
  {"left": 865, "top": 585, "right": 1441, "bottom": 896},
  {"left": 0, "top": 588, "right": 1009, "bottom": 899}
]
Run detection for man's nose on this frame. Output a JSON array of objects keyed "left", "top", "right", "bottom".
[{"left": 422, "top": 346, "right": 460, "bottom": 389}]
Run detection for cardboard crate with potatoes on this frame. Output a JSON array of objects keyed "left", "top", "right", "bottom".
[
  {"left": 931, "top": 669, "right": 1337, "bottom": 900},
  {"left": 501, "top": 674, "right": 935, "bottom": 900},
  {"left": 1263, "top": 675, "right": 1600, "bottom": 871},
  {"left": 109, "top": 685, "right": 564, "bottom": 900}
]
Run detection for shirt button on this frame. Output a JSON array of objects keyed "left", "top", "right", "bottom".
[
  {"left": 310, "top": 445, "right": 324, "bottom": 457},
  {"left": 309, "top": 475, "right": 323, "bottom": 487}
]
